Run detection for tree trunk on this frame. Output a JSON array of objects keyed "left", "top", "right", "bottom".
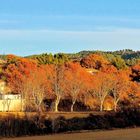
[
  {"left": 7, "top": 99, "right": 11, "bottom": 112},
  {"left": 54, "top": 96, "right": 60, "bottom": 112},
  {"left": 21, "top": 95, "right": 24, "bottom": 112},
  {"left": 114, "top": 102, "right": 117, "bottom": 112},
  {"left": 100, "top": 101, "right": 104, "bottom": 112},
  {"left": 71, "top": 100, "right": 76, "bottom": 112},
  {"left": 37, "top": 105, "right": 41, "bottom": 114},
  {"left": 2, "top": 100, "right": 6, "bottom": 112},
  {"left": 54, "top": 101, "right": 59, "bottom": 112}
]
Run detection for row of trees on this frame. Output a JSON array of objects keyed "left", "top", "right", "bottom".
[
  {"left": 0, "top": 54, "right": 140, "bottom": 113},
  {"left": 27, "top": 50, "right": 140, "bottom": 68}
]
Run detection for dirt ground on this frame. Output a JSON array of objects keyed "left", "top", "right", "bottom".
[{"left": 2, "top": 128, "right": 140, "bottom": 140}]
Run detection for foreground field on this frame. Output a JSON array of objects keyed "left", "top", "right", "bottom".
[
  {"left": 0, "top": 111, "right": 106, "bottom": 119},
  {"left": 3, "top": 128, "right": 140, "bottom": 140}
]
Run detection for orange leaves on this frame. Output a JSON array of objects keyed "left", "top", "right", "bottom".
[
  {"left": 90, "top": 69, "right": 132, "bottom": 111},
  {"left": 132, "top": 63, "right": 140, "bottom": 72},
  {"left": 92, "top": 72, "right": 113, "bottom": 95},
  {"left": 128, "top": 82, "right": 140, "bottom": 104},
  {"left": 64, "top": 62, "right": 93, "bottom": 111},
  {"left": 100, "top": 65, "right": 118, "bottom": 73},
  {"left": 129, "top": 82, "right": 140, "bottom": 96},
  {"left": 65, "top": 62, "right": 93, "bottom": 94},
  {"left": 92, "top": 72, "right": 113, "bottom": 90},
  {"left": 81, "top": 54, "right": 110, "bottom": 69},
  {"left": 91, "top": 72, "right": 113, "bottom": 111},
  {"left": 3, "top": 57, "right": 38, "bottom": 93},
  {"left": 131, "top": 63, "right": 140, "bottom": 82},
  {"left": 1, "top": 53, "right": 140, "bottom": 111},
  {"left": 112, "top": 72, "right": 129, "bottom": 100}
]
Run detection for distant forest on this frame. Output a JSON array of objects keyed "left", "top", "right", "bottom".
[
  {"left": 26, "top": 49, "right": 140, "bottom": 68},
  {"left": 0, "top": 49, "right": 140, "bottom": 67}
]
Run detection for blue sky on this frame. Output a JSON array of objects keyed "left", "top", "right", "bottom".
[{"left": 0, "top": 0, "right": 140, "bottom": 56}]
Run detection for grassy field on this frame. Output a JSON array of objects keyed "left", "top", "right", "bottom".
[
  {"left": 2, "top": 128, "right": 140, "bottom": 140},
  {"left": 0, "top": 111, "right": 106, "bottom": 119}
]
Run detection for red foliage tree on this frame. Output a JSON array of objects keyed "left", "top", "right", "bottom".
[
  {"left": 91, "top": 72, "right": 113, "bottom": 111},
  {"left": 65, "top": 62, "right": 93, "bottom": 112},
  {"left": 111, "top": 71, "right": 130, "bottom": 111},
  {"left": 131, "top": 63, "right": 140, "bottom": 82},
  {"left": 80, "top": 54, "right": 109, "bottom": 70},
  {"left": 3, "top": 56, "right": 38, "bottom": 94}
]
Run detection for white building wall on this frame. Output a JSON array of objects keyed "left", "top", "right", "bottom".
[{"left": 0, "top": 99, "right": 22, "bottom": 112}]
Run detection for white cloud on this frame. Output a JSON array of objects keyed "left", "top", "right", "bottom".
[{"left": 0, "top": 28, "right": 139, "bottom": 53}]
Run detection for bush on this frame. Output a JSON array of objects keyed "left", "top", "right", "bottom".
[
  {"left": 0, "top": 107, "right": 139, "bottom": 137},
  {"left": 67, "top": 117, "right": 86, "bottom": 131},
  {"left": 52, "top": 116, "right": 68, "bottom": 133}
]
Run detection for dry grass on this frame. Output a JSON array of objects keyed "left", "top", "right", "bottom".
[
  {"left": 0, "top": 111, "right": 106, "bottom": 119},
  {"left": 2, "top": 128, "right": 140, "bottom": 140}
]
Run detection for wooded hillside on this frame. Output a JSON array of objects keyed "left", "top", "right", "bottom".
[{"left": 0, "top": 49, "right": 139, "bottom": 113}]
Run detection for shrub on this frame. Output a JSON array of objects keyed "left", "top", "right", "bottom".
[{"left": 0, "top": 107, "right": 139, "bottom": 137}]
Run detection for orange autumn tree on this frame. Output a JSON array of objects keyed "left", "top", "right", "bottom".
[
  {"left": 131, "top": 63, "right": 140, "bottom": 82},
  {"left": 25, "top": 67, "right": 48, "bottom": 112},
  {"left": 3, "top": 56, "right": 38, "bottom": 94},
  {"left": 92, "top": 72, "right": 113, "bottom": 111},
  {"left": 100, "top": 64, "right": 118, "bottom": 74},
  {"left": 45, "top": 64, "right": 66, "bottom": 112},
  {"left": 15, "top": 66, "right": 48, "bottom": 112},
  {"left": 111, "top": 70, "right": 130, "bottom": 112},
  {"left": 4, "top": 56, "right": 50, "bottom": 112},
  {"left": 2, "top": 56, "right": 43, "bottom": 111},
  {"left": 128, "top": 81, "right": 140, "bottom": 106},
  {"left": 65, "top": 62, "right": 93, "bottom": 112},
  {"left": 80, "top": 54, "right": 109, "bottom": 70}
]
